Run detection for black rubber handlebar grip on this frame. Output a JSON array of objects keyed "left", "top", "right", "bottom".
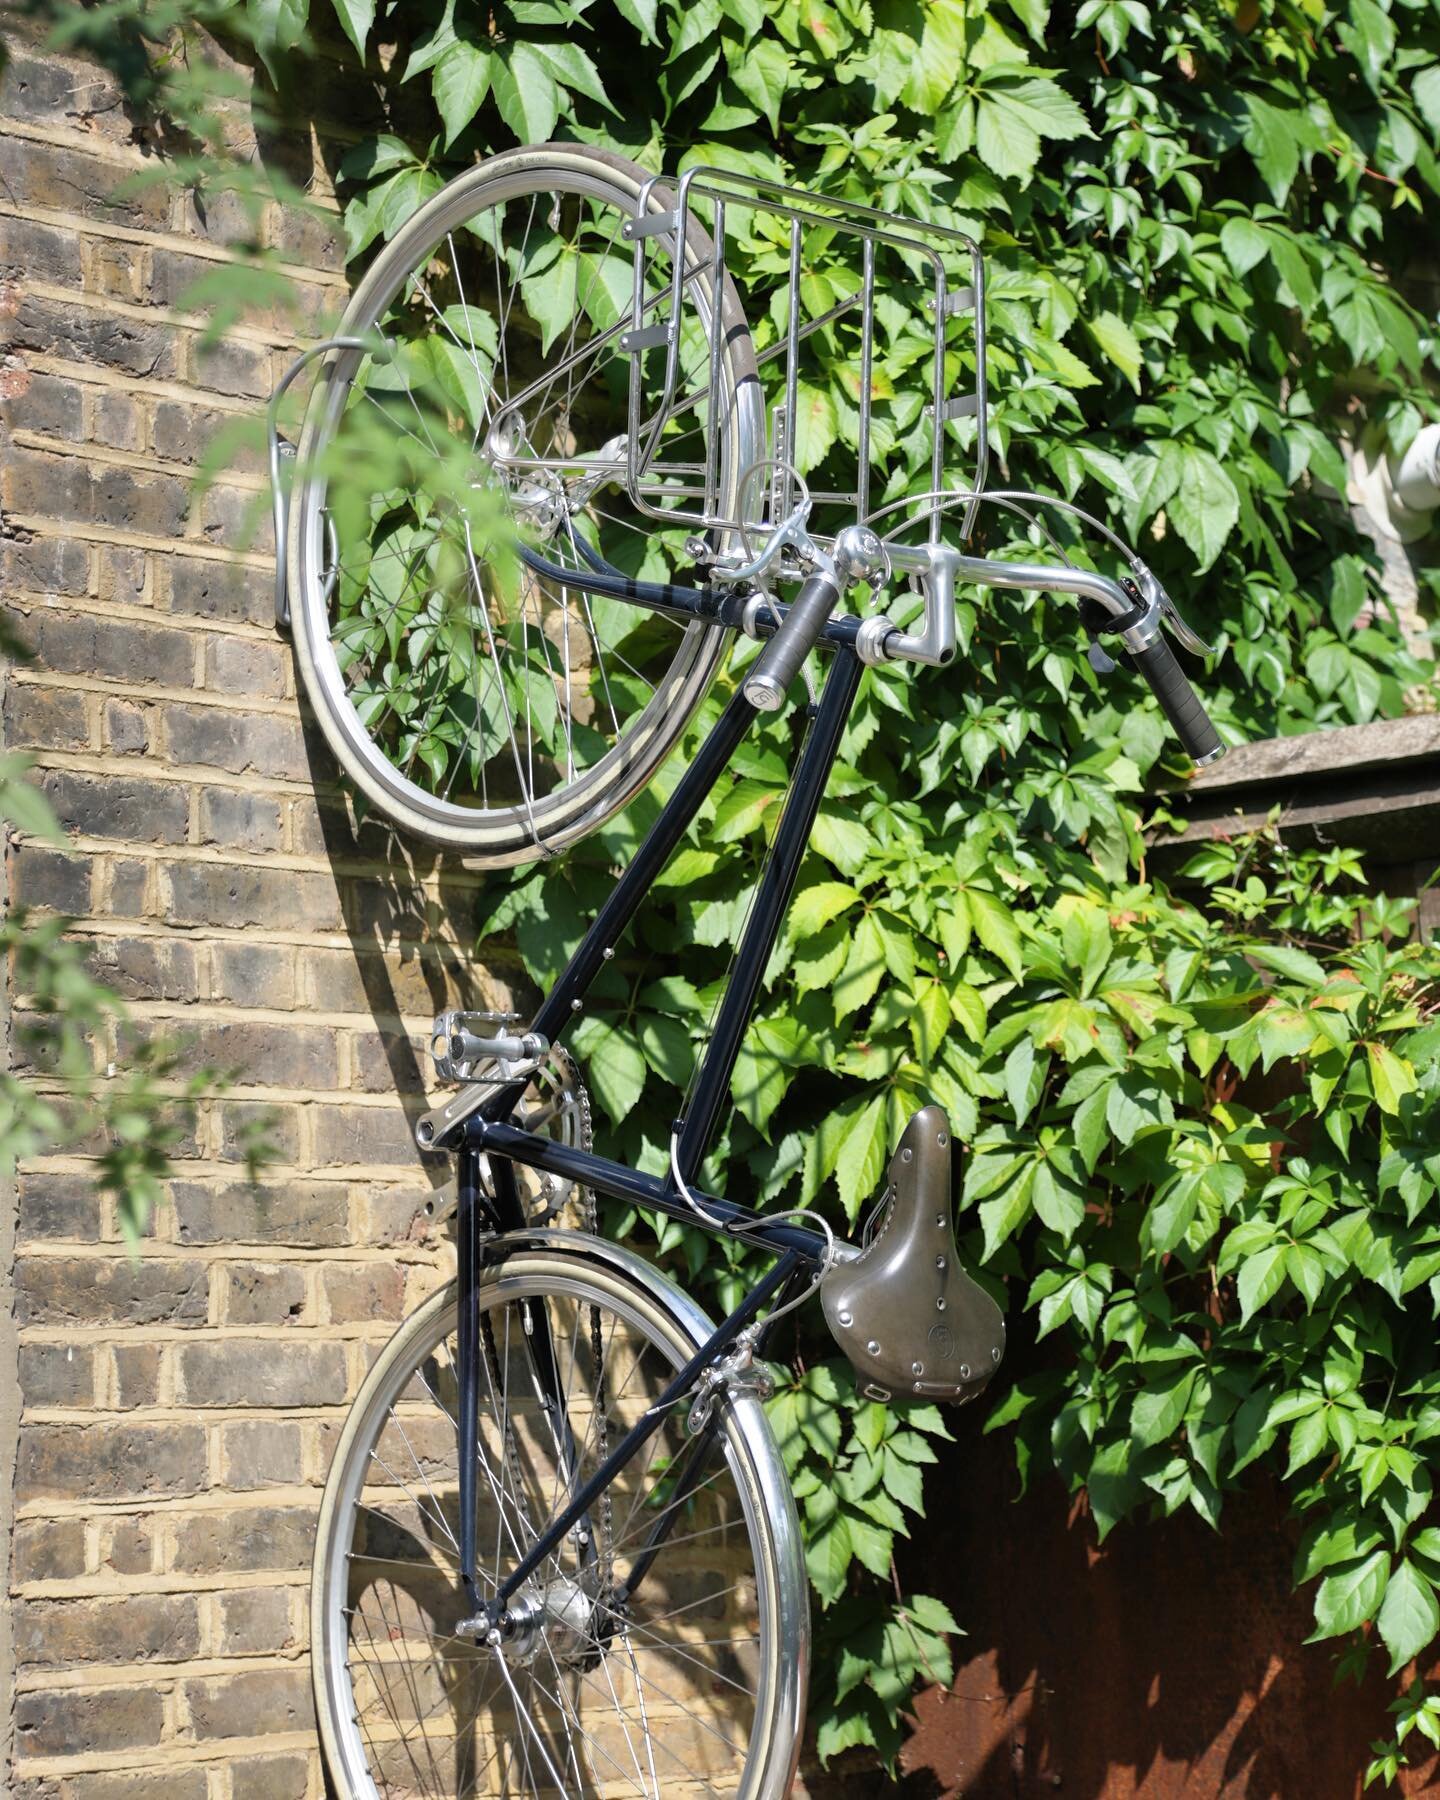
[
  {"left": 1129, "top": 633, "right": 1224, "bottom": 766},
  {"left": 743, "top": 572, "right": 842, "bottom": 712}
]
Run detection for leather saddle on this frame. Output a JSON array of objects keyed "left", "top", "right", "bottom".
[{"left": 820, "top": 1105, "right": 1005, "bottom": 1404}]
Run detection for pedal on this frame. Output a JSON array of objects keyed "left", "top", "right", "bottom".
[
  {"left": 429, "top": 1010, "right": 547, "bottom": 1083},
  {"left": 820, "top": 1106, "right": 1004, "bottom": 1404}
]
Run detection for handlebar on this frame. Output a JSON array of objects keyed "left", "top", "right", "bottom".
[
  {"left": 923, "top": 546, "right": 1226, "bottom": 769},
  {"left": 744, "top": 570, "right": 841, "bottom": 712},
  {"left": 683, "top": 526, "right": 1228, "bottom": 763},
  {"left": 1127, "top": 631, "right": 1225, "bottom": 766}
]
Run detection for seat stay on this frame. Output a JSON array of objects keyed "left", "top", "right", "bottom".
[{"left": 471, "top": 1249, "right": 802, "bottom": 1629}]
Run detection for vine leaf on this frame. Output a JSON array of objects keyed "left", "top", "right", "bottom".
[
  {"left": 1368, "top": 1042, "right": 1417, "bottom": 1116},
  {"left": 791, "top": 382, "right": 839, "bottom": 475},
  {"left": 1378, "top": 1561, "right": 1440, "bottom": 1674},
  {"left": 1237, "top": 1243, "right": 1286, "bottom": 1322},
  {"left": 1130, "top": 1367, "right": 1196, "bottom": 1449},
  {"left": 1168, "top": 446, "right": 1240, "bottom": 573},
  {"left": 247, "top": 0, "right": 308, "bottom": 84},
  {"left": 1007, "top": 0, "right": 1052, "bottom": 45},
  {"left": 1085, "top": 310, "right": 1142, "bottom": 391},
  {"left": 967, "top": 890, "right": 1024, "bottom": 981},
  {"left": 729, "top": 35, "right": 790, "bottom": 133},
  {"left": 806, "top": 1514, "right": 854, "bottom": 1605},
  {"left": 491, "top": 41, "right": 560, "bottom": 143},
  {"left": 1415, "top": 67, "right": 1440, "bottom": 136},
  {"left": 433, "top": 40, "right": 493, "bottom": 146},
  {"left": 1219, "top": 216, "right": 1268, "bottom": 278},
  {"left": 1244, "top": 94, "right": 1301, "bottom": 203},
  {"left": 1310, "top": 1548, "right": 1392, "bottom": 1642},
  {"left": 613, "top": 0, "right": 660, "bottom": 40},
  {"left": 533, "top": 41, "right": 618, "bottom": 115},
  {"left": 973, "top": 71, "right": 1092, "bottom": 184},
  {"left": 569, "top": 1018, "right": 646, "bottom": 1123},
  {"left": 330, "top": 0, "right": 375, "bottom": 58},
  {"left": 835, "top": 1093, "right": 888, "bottom": 1222}
]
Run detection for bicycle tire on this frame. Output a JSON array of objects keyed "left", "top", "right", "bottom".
[
  {"left": 287, "top": 144, "right": 763, "bottom": 860},
  {"left": 311, "top": 1233, "right": 807, "bottom": 1797}
]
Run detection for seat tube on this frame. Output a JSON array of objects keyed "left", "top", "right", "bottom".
[{"left": 675, "top": 646, "right": 864, "bottom": 1182}]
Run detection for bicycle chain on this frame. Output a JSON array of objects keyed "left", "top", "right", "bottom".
[
  {"left": 558, "top": 1044, "right": 614, "bottom": 1595},
  {"left": 474, "top": 1048, "right": 614, "bottom": 1622}
]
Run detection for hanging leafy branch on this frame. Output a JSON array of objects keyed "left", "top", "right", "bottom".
[
  {"left": 0, "top": 739, "right": 251, "bottom": 1244},
  {"left": 0, "top": 6, "right": 291, "bottom": 1240}
]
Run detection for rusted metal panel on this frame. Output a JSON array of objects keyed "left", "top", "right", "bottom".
[{"left": 896, "top": 1434, "right": 1440, "bottom": 1797}]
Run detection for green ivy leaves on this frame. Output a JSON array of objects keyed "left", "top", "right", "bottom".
[
  {"left": 967, "top": 67, "right": 1093, "bottom": 185},
  {"left": 770, "top": 1362, "right": 957, "bottom": 1761},
  {"left": 298, "top": 0, "right": 1440, "bottom": 1774},
  {"left": 329, "top": 0, "right": 374, "bottom": 60}
]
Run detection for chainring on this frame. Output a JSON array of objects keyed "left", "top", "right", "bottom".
[{"left": 509, "top": 1043, "right": 595, "bottom": 1226}]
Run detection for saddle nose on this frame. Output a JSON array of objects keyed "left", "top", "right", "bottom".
[{"left": 820, "top": 1105, "right": 1005, "bottom": 1404}]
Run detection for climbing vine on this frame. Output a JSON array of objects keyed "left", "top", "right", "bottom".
[{"left": 38, "top": 0, "right": 1440, "bottom": 1779}]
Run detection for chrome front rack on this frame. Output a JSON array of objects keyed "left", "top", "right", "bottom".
[
  {"left": 618, "top": 164, "right": 988, "bottom": 562},
  {"left": 607, "top": 163, "right": 1221, "bottom": 676}
]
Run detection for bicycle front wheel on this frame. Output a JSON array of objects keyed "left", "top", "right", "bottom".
[
  {"left": 311, "top": 1238, "right": 807, "bottom": 1798},
  {"left": 288, "top": 144, "right": 763, "bottom": 859}
]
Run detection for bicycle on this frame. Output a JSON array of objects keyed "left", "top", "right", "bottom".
[{"left": 270, "top": 142, "right": 1226, "bottom": 1798}]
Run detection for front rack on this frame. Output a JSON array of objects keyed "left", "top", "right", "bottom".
[{"left": 618, "top": 164, "right": 989, "bottom": 558}]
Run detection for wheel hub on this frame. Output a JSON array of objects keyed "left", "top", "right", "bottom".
[
  {"left": 488, "top": 1577, "right": 605, "bottom": 1669},
  {"left": 510, "top": 472, "right": 568, "bottom": 540}
]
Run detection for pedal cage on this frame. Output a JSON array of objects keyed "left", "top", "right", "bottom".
[{"left": 820, "top": 1105, "right": 1005, "bottom": 1404}]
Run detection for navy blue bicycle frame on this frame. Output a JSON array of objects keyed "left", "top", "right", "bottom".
[{"left": 438, "top": 579, "right": 866, "bottom": 1625}]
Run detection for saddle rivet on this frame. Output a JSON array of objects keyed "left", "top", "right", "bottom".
[
  {"left": 937, "top": 1132, "right": 948, "bottom": 1147},
  {"left": 866, "top": 1339, "right": 880, "bottom": 1355},
  {"left": 570, "top": 998, "right": 582, "bottom": 1012},
  {"left": 991, "top": 1345, "right": 1001, "bottom": 1362},
  {"left": 936, "top": 1255, "right": 946, "bottom": 1271},
  {"left": 913, "top": 1381, "right": 924, "bottom": 1393},
  {"left": 602, "top": 946, "right": 615, "bottom": 960},
  {"left": 911, "top": 1361, "right": 924, "bottom": 1376},
  {"left": 935, "top": 1214, "right": 945, "bottom": 1228},
  {"left": 936, "top": 1297, "right": 946, "bottom": 1311},
  {"left": 837, "top": 1309, "right": 852, "bottom": 1327},
  {"left": 960, "top": 1363, "right": 970, "bottom": 1379},
  {"left": 901, "top": 1148, "right": 912, "bottom": 1163}
]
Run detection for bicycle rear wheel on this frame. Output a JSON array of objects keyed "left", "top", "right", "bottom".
[
  {"left": 288, "top": 145, "right": 762, "bottom": 859},
  {"left": 311, "top": 1238, "right": 807, "bottom": 1797}
]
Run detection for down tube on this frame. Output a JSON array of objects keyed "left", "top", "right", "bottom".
[
  {"left": 675, "top": 646, "right": 864, "bottom": 1183},
  {"left": 478, "top": 676, "right": 759, "bottom": 1126}
]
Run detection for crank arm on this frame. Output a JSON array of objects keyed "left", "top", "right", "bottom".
[{"left": 417, "top": 1066, "right": 541, "bottom": 1151}]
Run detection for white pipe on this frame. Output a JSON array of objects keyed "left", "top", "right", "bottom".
[{"left": 1391, "top": 423, "right": 1440, "bottom": 516}]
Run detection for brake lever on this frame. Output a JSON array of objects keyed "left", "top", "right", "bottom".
[
  {"left": 708, "top": 497, "right": 816, "bottom": 587},
  {"left": 1132, "top": 562, "right": 1217, "bottom": 657}
]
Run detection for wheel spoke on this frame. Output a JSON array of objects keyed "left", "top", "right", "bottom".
[
  {"left": 320, "top": 1268, "right": 780, "bottom": 1797},
  {"left": 291, "top": 155, "right": 749, "bottom": 858}
]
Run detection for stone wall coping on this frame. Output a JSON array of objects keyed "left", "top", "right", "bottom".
[{"left": 1180, "top": 712, "right": 1440, "bottom": 796}]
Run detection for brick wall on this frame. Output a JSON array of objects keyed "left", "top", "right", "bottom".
[{"left": 0, "top": 27, "right": 517, "bottom": 1798}]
